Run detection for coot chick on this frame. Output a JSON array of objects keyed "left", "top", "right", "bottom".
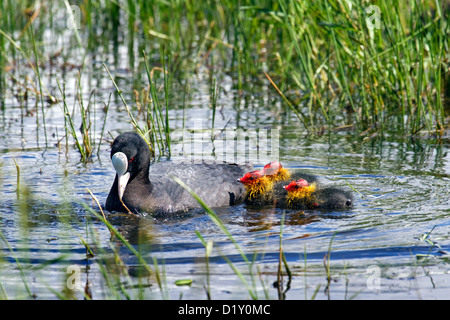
[
  {"left": 262, "top": 161, "right": 291, "bottom": 182},
  {"left": 238, "top": 170, "right": 275, "bottom": 201},
  {"left": 238, "top": 161, "right": 319, "bottom": 206},
  {"left": 105, "top": 132, "right": 252, "bottom": 215},
  {"left": 262, "top": 161, "right": 318, "bottom": 184},
  {"left": 283, "top": 179, "right": 353, "bottom": 209}
]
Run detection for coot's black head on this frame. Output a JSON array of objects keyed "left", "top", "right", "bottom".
[
  {"left": 110, "top": 132, "right": 150, "bottom": 178},
  {"left": 109, "top": 132, "right": 151, "bottom": 203}
]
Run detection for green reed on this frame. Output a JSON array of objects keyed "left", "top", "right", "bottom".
[
  {"left": 143, "top": 50, "right": 172, "bottom": 158},
  {"left": 30, "top": 19, "right": 45, "bottom": 148},
  {"left": 1, "top": 0, "right": 447, "bottom": 135},
  {"left": 76, "top": 73, "right": 93, "bottom": 159},
  {"left": 102, "top": 0, "right": 448, "bottom": 134}
]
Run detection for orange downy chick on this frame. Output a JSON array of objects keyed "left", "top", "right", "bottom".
[
  {"left": 238, "top": 170, "right": 274, "bottom": 199},
  {"left": 283, "top": 179, "right": 317, "bottom": 207},
  {"left": 262, "top": 161, "right": 291, "bottom": 182}
]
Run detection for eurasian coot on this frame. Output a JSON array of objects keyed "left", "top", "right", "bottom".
[{"left": 105, "top": 132, "right": 252, "bottom": 215}]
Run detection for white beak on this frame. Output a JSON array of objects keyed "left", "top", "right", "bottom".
[{"left": 112, "top": 152, "right": 130, "bottom": 200}]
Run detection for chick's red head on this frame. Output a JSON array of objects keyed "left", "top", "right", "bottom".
[
  {"left": 238, "top": 170, "right": 264, "bottom": 185},
  {"left": 262, "top": 161, "right": 282, "bottom": 176},
  {"left": 284, "top": 179, "right": 309, "bottom": 192}
]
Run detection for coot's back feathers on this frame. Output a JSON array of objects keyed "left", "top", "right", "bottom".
[{"left": 146, "top": 161, "right": 251, "bottom": 213}]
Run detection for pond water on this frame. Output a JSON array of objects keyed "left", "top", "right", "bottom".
[
  {"left": 1, "top": 76, "right": 449, "bottom": 300},
  {"left": 0, "top": 12, "right": 449, "bottom": 300}
]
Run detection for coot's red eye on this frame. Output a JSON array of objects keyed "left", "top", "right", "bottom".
[{"left": 129, "top": 157, "right": 134, "bottom": 162}]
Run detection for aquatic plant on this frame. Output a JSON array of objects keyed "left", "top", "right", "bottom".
[{"left": 0, "top": 0, "right": 447, "bottom": 136}]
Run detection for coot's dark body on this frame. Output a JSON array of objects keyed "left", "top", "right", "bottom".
[{"left": 105, "top": 132, "right": 252, "bottom": 215}]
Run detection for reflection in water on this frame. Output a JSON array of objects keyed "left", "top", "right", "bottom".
[
  {"left": 240, "top": 208, "right": 320, "bottom": 232},
  {"left": 107, "top": 213, "right": 155, "bottom": 246}
]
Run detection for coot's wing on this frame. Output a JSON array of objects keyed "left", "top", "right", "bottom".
[{"left": 149, "top": 162, "right": 252, "bottom": 212}]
